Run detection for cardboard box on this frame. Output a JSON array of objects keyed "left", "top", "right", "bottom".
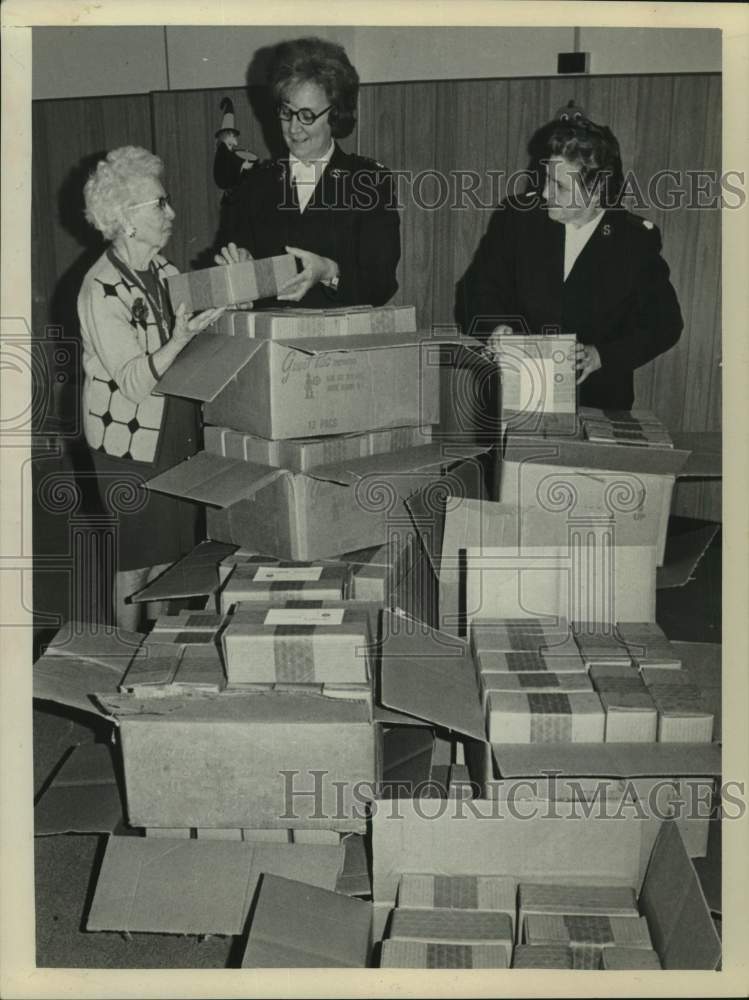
[
  {"left": 119, "top": 645, "right": 225, "bottom": 696},
  {"left": 369, "top": 424, "right": 433, "bottom": 454},
  {"left": 156, "top": 329, "right": 447, "bottom": 440},
  {"left": 219, "top": 562, "right": 347, "bottom": 610},
  {"left": 518, "top": 883, "right": 639, "bottom": 931},
  {"left": 397, "top": 874, "right": 516, "bottom": 927},
  {"left": 601, "top": 947, "right": 662, "bottom": 969},
  {"left": 485, "top": 692, "right": 605, "bottom": 743},
  {"left": 481, "top": 673, "right": 593, "bottom": 705},
  {"left": 573, "top": 626, "right": 633, "bottom": 667},
  {"left": 512, "top": 945, "right": 573, "bottom": 969},
  {"left": 640, "top": 667, "right": 691, "bottom": 687},
  {"left": 495, "top": 333, "right": 576, "bottom": 433},
  {"left": 166, "top": 254, "right": 297, "bottom": 312},
  {"left": 148, "top": 444, "right": 484, "bottom": 562},
  {"left": 597, "top": 687, "right": 658, "bottom": 743},
  {"left": 216, "top": 304, "right": 417, "bottom": 340},
  {"left": 222, "top": 605, "right": 371, "bottom": 684},
  {"left": 589, "top": 663, "right": 641, "bottom": 683},
  {"left": 381, "top": 939, "right": 509, "bottom": 968},
  {"left": 630, "top": 645, "right": 683, "bottom": 670},
  {"left": 241, "top": 875, "right": 372, "bottom": 967},
  {"left": 389, "top": 908, "right": 513, "bottom": 960},
  {"left": 86, "top": 837, "right": 343, "bottom": 935},
  {"left": 477, "top": 651, "right": 586, "bottom": 674},
  {"left": 524, "top": 913, "right": 652, "bottom": 969},
  {"left": 372, "top": 810, "right": 720, "bottom": 968},
  {"left": 651, "top": 686, "right": 714, "bottom": 743},
  {"left": 117, "top": 691, "right": 375, "bottom": 831}
]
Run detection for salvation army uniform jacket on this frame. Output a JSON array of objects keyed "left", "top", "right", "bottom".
[
  {"left": 78, "top": 250, "right": 177, "bottom": 463},
  {"left": 217, "top": 143, "right": 401, "bottom": 309},
  {"left": 459, "top": 194, "right": 684, "bottom": 410}
]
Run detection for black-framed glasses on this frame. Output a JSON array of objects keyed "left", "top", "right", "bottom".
[
  {"left": 129, "top": 193, "right": 172, "bottom": 212},
  {"left": 277, "top": 103, "right": 332, "bottom": 126}
]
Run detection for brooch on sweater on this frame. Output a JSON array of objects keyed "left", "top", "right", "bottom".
[{"left": 131, "top": 297, "right": 149, "bottom": 330}]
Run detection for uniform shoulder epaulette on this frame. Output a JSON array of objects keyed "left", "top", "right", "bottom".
[
  {"left": 355, "top": 153, "right": 389, "bottom": 171},
  {"left": 623, "top": 210, "right": 658, "bottom": 232}
]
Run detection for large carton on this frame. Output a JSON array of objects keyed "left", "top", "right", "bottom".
[
  {"left": 116, "top": 691, "right": 375, "bottom": 831},
  {"left": 155, "top": 329, "right": 452, "bottom": 439},
  {"left": 147, "top": 444, "right": 484, "bottom": 562}
]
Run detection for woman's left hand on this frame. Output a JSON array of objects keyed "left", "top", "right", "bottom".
[
  {"left": 278, "top": 245, "right": 338, "bottom": 301},
  {"left": 575, "top": 343, "right": 602, "bottom": 384}
]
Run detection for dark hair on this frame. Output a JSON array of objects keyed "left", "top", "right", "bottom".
[
  {"left": 269, "top": 36, "right": 359, "bottom": 139},
  {"left": 528, "top": 115, "right": 625, "bottom": 208}
]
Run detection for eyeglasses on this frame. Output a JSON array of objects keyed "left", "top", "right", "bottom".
[
  {"left": 277, "top": 103, "right": 332, "bottom": 126},
  {"left": 129, "top": 194, "right": 173, "bottom": 212}
]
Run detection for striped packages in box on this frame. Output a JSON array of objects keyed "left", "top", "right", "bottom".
[
  {"left": 397, "top": 875, "right": 517, "bottom": 934},
  {"left": 381, "top": 939, "right": 509, "bottom": 969},
  {"left": 477, "top": 650, "right": 586, "bottom": 675},
  {"left": 166, "top": 255, "right": 297, "bottom": 312},
  {"left": 215, "top": 304, "right": 417, "bottom": 339},
  {"left": 512, "top": 945, "right": 573, "bottom": 969},
  {"left": 650, "top": 685, "right": 714, "bottom": 742},
  {"left": 524, "top": 913, "right": 652, "bottom": 970},
  {"left": 597, "top": 683, "right": 658, "bottom": 743},
  {"left": 222, "top": 605, "right": 370, "bottom": 684},
  {"left": 206, "top": 426, "right": 368, "bottom": 471},
  {"left": 220, "top": 562, "right": 348, "bottom": 611},
  {"left": 486, "top": 691, "right": 605, "bottom": 743},
  {"left": 482, "top": 672, "right": 593, "bottom": 700},
  {"left": 389, "top": 909, "right": 513, "bottom": 964},
  {"left": 472, "top": 617, "right": 571, "bottom": 653},
  {"left": 518, "top": 884, "right": 639, "bottom": 936}
]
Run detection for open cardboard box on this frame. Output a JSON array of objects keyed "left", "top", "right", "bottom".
[
  {"left": 233, "top": 819, "right": 720, "bottom": 969},
  {"left": 154, "top": 329, "right": 466, "bottom": 440},
  {"left": 147, "top": 443, "right": 486, "bottom": 562}
]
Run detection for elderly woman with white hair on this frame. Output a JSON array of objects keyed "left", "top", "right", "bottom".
[{"left": 78, "top": 145, "right": 223, "bottom": 630}]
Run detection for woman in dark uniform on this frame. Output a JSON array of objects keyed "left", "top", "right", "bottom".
[
  {"left": 216, "top": 36, "right": 401, "bottom": 308},
  {"left": 459, "top": 111, "right": 683, "bottom": 410},
  {"left": 78, "top": 146, "right": 223, "bottom": 629}
]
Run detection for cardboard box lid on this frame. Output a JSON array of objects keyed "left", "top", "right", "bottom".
[
  {"left": 240, "top": 874, "right": 372, "bottom": 967},
  {"left": 44, "top": 621, "right": 144, "bottom": 666},
  {"left": 312, "top": 442, "right": 487, "bottom": 487},
  {"left": 276, "top": 330, "right": 470, "bottom": 355},
  {"left": 656, "top": 517, "right": 720, "bottom": 589},
  {"left": 639, "top": 820, "right": 721, "bottom": 968},
  {"left": 87, "top": 836, "right": 344, "bottom": 934},
  {"left": 155, "top": 331, "right": 265, "bottom": 402},
  {"left": 130, "top": 540, "right": 237, "bottom": 602},
  {"left": 503, "top": 433, "right": 691, "bottom": 477},
  {"left": 491, "top": 742, "right": 721, "bottom": 778},
  {"left": 34, "top": 744, "right": 123, "bottom": 836},
  {"left": 380, "top": 613, "right": 485, "bottom": 740},
  {"left": 669, "top": 432, "right": 721, "bottom": 478},
  {"left": 147, "top": 452, "right": 285, "bottom": 508},
  {"left": 33, "top": 651, "right": 130, "bottom": 718}
]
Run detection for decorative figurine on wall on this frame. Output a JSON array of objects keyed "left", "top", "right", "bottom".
[{"left": 213, "top": 97, "right": 258, "bottom": 191}]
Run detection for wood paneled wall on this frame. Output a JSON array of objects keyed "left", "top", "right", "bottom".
[{"left": 32, "top": 73, "right": 721, "bottom": 518}]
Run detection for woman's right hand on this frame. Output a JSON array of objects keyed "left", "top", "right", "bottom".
[
  {"left": 484, "top": 324, "right": 514, "bottom": 360},
  {"left": 214, "top": 242, "right": 252, "bottom": 265},
  {"left": 172, "top": 303, "right": 226, "bottom": 343}
]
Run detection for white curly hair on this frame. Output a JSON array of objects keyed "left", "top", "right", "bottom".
[{"left": 83, "top": 146, "right": 164, "bottom": 240}]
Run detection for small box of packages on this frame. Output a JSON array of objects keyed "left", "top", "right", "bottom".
[
  {"left": 217, "top": 304, "right": 417, "bottom": 340},
  {"left": 485, "top": 691, "right": 605, "bottom": 743},
  {"left": 601, "top": 947, "right": 662, "bottom": 969},
  {"left": 222, "top": 605, "right": 371, "bottom": 685},
  {"left": 512, "top": 945, "right": 573, "bottom": 969},
  {"left": 381, "top": 939, "right": 509, "bottom": 968},
  {"left": 518, "top": 883, "right": 639, "bottom": 937},
  {"left": 495, "top": 333, "right": 576, "bottom": 434},
  {"left": 524, "top": 913, "right": 652, "bottom": 969},
  {"left": 477, "top": 651, "right": 586, "bottom": 675},
  {"left": 481, "top": 672, "right": 593, "bottom": 710},
  {"left": 397, "top": 874, "right": 517, "bottom": 934},
  {"left": 389, "top": 908, "right": 513, "bottom": 964},
  {"left": 591, "top": 674, "right": 658, "bottom": 743},
  {"left": 166, "top": 254, "right": 297, "bottom": 312},
  {"left": 650, "top": 685, "right": 714, "bottom": 743},
  {"left": 573, "top": 625, "right": 633, "bottom": 668},
  {"left": 220, "top": 562, "right": 347, "bottom": 612}
]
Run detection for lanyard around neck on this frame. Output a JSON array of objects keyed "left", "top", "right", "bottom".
[{"left": 107, "top": 247, "right": 171, "bottom": 347}]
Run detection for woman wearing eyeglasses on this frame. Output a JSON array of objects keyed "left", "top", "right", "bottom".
[
  {"left": 77, "top": 145, "right": 224, "bottom": 629},
  {"left": 216, "top": 36, "right": 401, "bottom": 307}
]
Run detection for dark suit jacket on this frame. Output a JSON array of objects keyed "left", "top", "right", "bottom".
[
  {"left": 217, "top": 143, "right": 401, "bottom": 309},
  {"left": 458, "top": 194, "right": 684, "bottom": 409}
]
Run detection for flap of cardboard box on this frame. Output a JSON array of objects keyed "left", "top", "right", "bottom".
[
  {"left": 336, "top": 834, "right": 371, "bottom": 897},
  {"left": 147, "top": 452, "right": 284, "bottom": 507},
  {"left": 670, "top": 432, "right": 721, "bottom": 478},
  {"left": 277, "top": 331, "right": 473, "bottom": 356},
  {"left": 639, "top": 820, "right": 721, "bottom": 968},
  {"left": 35, "top": 743, "right": 124, "bottom": 836},
  {"left": 86, "top": 836, "right": 344, "bottom": 934},
  {"left": 44, "top": 621, "right": 145, "bottom": 666},
  {"left": 33, "top": 651, "right": 132, "bottom": 719},
  {"left": 504, "top": 434, "right": 691, "bottom": 477},
  {"left": 656, "top": 517, "right": 719, "bottom": 589},
  {"left": 380, "top": 613, "right": 485, "bottom": 740},
  {"left": 312, "top": 442, "right": 487, "bottom": 488},
  {"left": 130, "top": 540, "right": 238, "bottom": 602},
  {"left": 155, "top": 330, "right": 265, "bottom": 401},
  {"left": 491, "top": 742, "right": 721, "bottom": 778},
  {"left": 241, "top": 874, "right": 372, "bottom": 967}
]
